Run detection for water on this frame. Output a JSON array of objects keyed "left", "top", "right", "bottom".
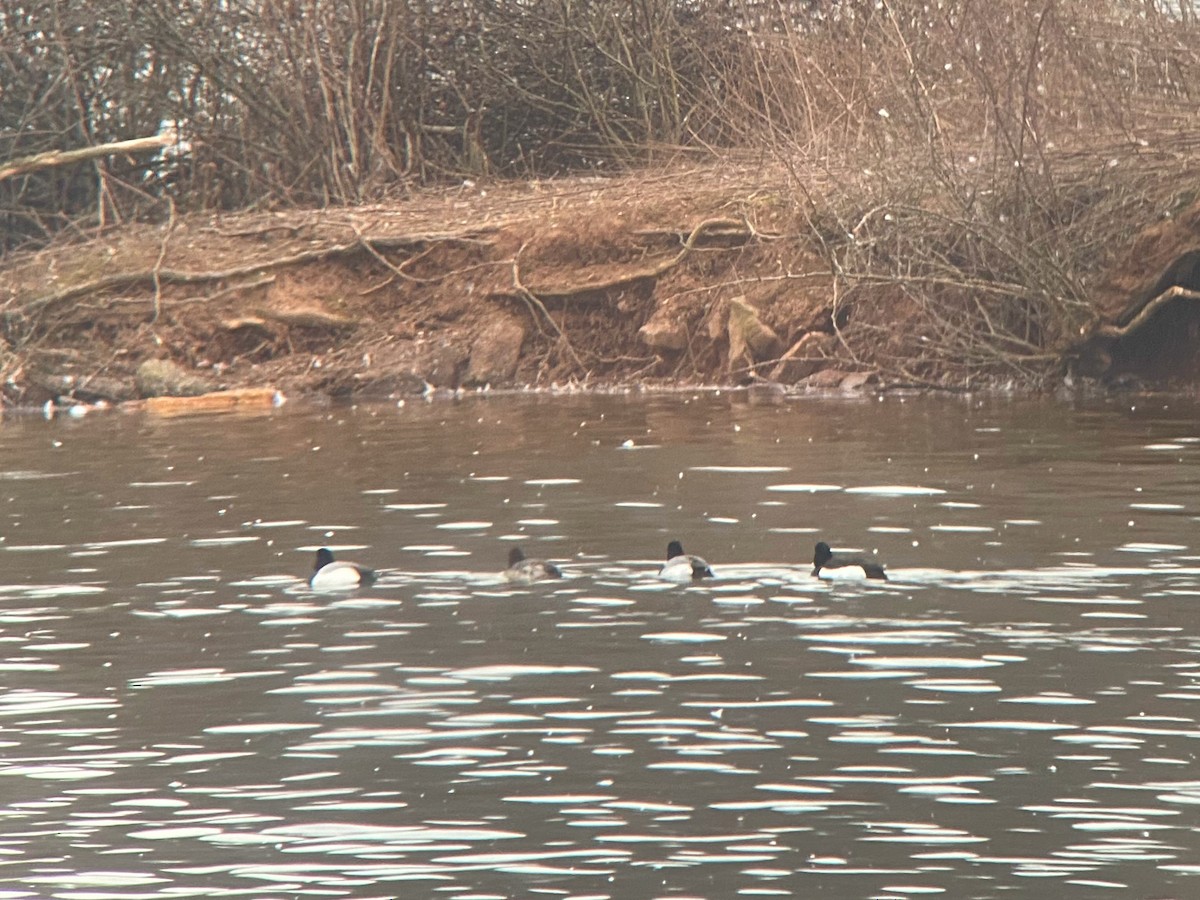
[{"left": 3, "top": 390, "right": 1200, "bottom": 898}]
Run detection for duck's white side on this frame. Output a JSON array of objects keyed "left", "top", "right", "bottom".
[
  {"left": 659, "top": 540, "right": 714, "bottom": 582},
  {"left": 309, "top": 548, "right": 376, "bottom": 591}
]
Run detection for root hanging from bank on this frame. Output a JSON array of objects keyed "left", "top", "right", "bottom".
[{"left": 10, "top": 229, "right": 501, "bottom": 322}]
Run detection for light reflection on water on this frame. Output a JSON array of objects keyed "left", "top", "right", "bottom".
[{"left": 1, "top": 393, "right": 1200, "bottom": 896}]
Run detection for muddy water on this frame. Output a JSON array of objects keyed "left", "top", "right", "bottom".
[{"left": 2, "top": 391, "right": 1200, "bottom": 898}]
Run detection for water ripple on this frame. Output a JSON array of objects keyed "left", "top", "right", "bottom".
[{"left": 6, "top": 395, "right": 1200, "bottom": 896}]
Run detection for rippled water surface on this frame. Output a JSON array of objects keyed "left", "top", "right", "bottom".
[{"left": 4, "top": 391, "right": 1200, "bottom": 898}]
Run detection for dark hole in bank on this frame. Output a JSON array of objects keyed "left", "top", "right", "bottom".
[{"left": 1107, "top": 249, "right": 1200, "bottom": 382}]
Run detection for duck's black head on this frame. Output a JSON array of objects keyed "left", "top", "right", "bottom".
[
  {"left": 315, "top": 547, "right": 335, "bottom": 570},
  {"left": 813, "top": 542, "right": 833, "bottom": 567},
  {"left": 508, "top": 546, "right": 527, "bottom": 567},
  {"left": 666, "top": 540, "right": 684, "bottom": 560}
]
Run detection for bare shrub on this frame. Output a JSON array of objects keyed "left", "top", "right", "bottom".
[
  {"left": 713, "top": 0, "right": 1200, "bottom": 384},
  {"left": 139, "top": 0, "right": 744, "bottom": 200},
  {"left": 0, "top": 0, "right": 181, "bottom": 247},
  {"left": 2, "top": 0, "right": 748, "bottom": 249}
]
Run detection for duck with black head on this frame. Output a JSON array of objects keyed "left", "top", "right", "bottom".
[
  {"left": 309, "top": 547, "right": 377, "bottom": 591},
  {"left": 811, "top": 541, "right": 887, "bottom": 581}
]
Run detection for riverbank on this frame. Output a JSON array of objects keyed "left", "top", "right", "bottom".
[{"left": 2, "top": 159, "right": 1198, "bottom": 408}]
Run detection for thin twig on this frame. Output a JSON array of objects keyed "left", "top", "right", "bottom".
[
  {"left": 95, "top": 275, "right": 276, "bottom": 310},
  {"left": 150, "top": 197, "right": 177, "bottom": 325},
  {"left": 350, "top": 222, "right": 444, "bottom": 285}
]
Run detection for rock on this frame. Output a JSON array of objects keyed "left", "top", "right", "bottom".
[
  {"left": 838, "top": 370, "right": 877, "bottom": 391},
  {"left": 639, "top": 317, "right": 688, "bottom": 352},
  {"left": 465, "top": 317, "right": 526, "bottom": 385},
  {"left": 73, "top": 375, "right": 138, "bottom": 403},
  {"left": 800, "top": 368, "right": 853, "bottom": 389},
  {"left": 770, "top": 332, "right": 838, "bottom": 383},
  {"left": 24, "top": 370, "right": 76, "bottom": 402},
  {"left": 423, "top": 339, "right": 470, "bottom": 388},
  {"left": 799, "top": 368, "right": 878, "bottom": 390},
  {"left": 135, "top": 359, "right": 212, "bottom": 398},
  {"left": 346, "top": 368, "right": 426, "bottom": 397},
  {"left": 746, "top": 380, "right": 788, "bottom": 403},
  {"left": 26, "top": 368, "right": 138, "bottom": 403},
  {"left": 727, "top": 297, "right": 782, "bottom": 366},
  {"left": 345, "top": 339, "right": 468, "bottom": 397}
]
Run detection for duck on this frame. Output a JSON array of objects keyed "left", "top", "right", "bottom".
[
  {"left": 659, "top": 539, "right": 714, "bottom": 582},
  {"left": 309, "top": 547, "right": 377, "bottom": 591},
  {"left": 504, "top": 546, "right": 562, "bottom": 583},
  {"left": 811, "top": 541, "right": 887, "bottom": 581}
]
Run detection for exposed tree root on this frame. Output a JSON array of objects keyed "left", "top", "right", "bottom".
[
  {"left": 254, "top": 307, "right": 359, "bottom": 329},
  {"left": 10, "top": 230, "right": 498, "bottom": 319},
  {"left": 509, "top": 242, "right": 586, "bottom": 373},
  {"left": 1091, "top": 286, "right": 1200, "bottom": 341},
  {"left": 523, "top": 217, "right": 750, "bottom": 298}
]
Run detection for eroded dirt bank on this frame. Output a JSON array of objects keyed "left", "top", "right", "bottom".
[{"left": 2, "top": 162, "right": 1199, "bottom": 408}]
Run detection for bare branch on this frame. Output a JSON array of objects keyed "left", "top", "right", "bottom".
[{"left": 0, "top": 131, "right": 178, "bottom": 183}]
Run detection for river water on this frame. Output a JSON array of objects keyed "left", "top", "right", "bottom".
[{"left": 2, "top": 390, "right": 1200, "bottom": 898}]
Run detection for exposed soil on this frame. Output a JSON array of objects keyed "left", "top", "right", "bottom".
[{"left": 2, "top": 161, "right": 1199, "bottom": 407}]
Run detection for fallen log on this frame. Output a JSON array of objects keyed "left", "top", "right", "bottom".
[
  {"left": 137, "top": 387, "right": 283, "bottom": 416},
  {"left": 0, "top": 130, "right": 178, "bottom": 182}
]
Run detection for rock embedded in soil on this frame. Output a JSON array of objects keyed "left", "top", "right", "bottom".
[
  {"left": 340, "top": 339, "right": 469, "bottom": 397},
  {"left": 837, "top": 370, "right": 877, "bottom": 391},
  {"left": 800, "top": 368, "right": 877, "bottom": 390},
  {"left": 25, "top": 370, "right": 137, "bottom": 404},
  {"left": 771, "top": 332, "right": 838, "bottom": 383},
  {"left": 727, "top": 297, "right": 783, "bottom": 367},
  {"left": 135, "top": 359, "right": 213, "bottom": 398},
  {"left": 73, "top": 375, "right": 139, "bottom": 403},
  {"left": 465, "top": 316, "right": 526, "bottom": 386},
  {"left": 638, "top": 317, "right": 689, "bottom": 352}
]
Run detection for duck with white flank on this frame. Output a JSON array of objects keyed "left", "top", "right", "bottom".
[
  {"left": 811, "top": 541, "right": 887, "bottom": 581},
  {"left": 659, "top": 539, "right": 714, "bottom": 582},
  {"left": 309, "top": 547, "right": 377, "bottom": 591},
  {"left": 504, "top": 546, "right": 562, "bottom": 583}
]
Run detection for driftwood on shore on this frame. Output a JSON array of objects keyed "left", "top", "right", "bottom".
[{"left": 139, "top": 387, "right": 281, "bottom": 416}]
